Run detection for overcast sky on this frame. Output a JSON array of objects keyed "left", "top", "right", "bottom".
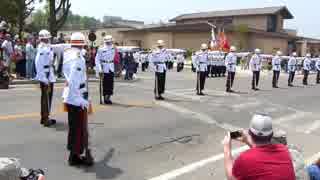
[{"left": 37, "top": 0, "right": 318, "bottom": 38}]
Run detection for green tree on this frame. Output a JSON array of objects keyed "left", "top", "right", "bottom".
[
  {"left": 45, "top": 0, "right": 71, "bottom": 36},
  {"left": 0, "top": 0, "right": 19, "bottom": 26},
  {"left": 0, "top": 0, "right": 36, "bottom": 36},
  {"left": 27, "top": 9, "right": 49, "bottom": 33},
  {"left": 63, "top": 11, "right": 100, "bottom": 29},
  {"left": 14, "top": 0, "right": 37, "bottom": 36}
]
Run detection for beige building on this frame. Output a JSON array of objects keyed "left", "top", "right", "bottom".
[{"left": 60, "top": 6, "right": 320, "bottom": 56}]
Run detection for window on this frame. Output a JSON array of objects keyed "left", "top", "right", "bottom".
[{"left": 267, "top": 15, "right": 277, "bottom": 32}]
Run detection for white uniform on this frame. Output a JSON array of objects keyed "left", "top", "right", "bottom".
[
  {"left": 303, "top": 58, "right": 312, "bottom": 71},
  {"left": 208, "top": 54, "right": 214, "bottom": 66},
  {"left": 62, "top": 48, "right": 88, "bottom": 108},
  {"left": 176, "top": 54, "right": 185, "bottom": 64},
  {"left": 133, "top": 52, "right": 140, "bottom": 63},
  {"left": 1, "top": 40, "right": 13, "bottom": 66},
  {"left": 250, "top": 54, "right": 262, "bottom": 71},
  {"left": 193, "top": 51, "right": 209, "bottom": 72},
  {"left": 35, "top": 43, "right": 56, "bottom": 84},
  {"left": 149, "top": 48, "right": 170, "bottom": 73},
  {"left": 316, "top": 58, "right": 320, "bottom": 71},
  {"left": 225, "top": 52, "right": 237, "bottom": 72},
  {"left": 288, "top": 57, "right": 297, "bottom": 72},
  {"left": 272, "top": 55, "right": 282, "bottom": 71},
  {"left": 35, "top": 43, "right": 69, "bottom": 84},
  {"left": 95, "top": 45, "right": 117, "bottom": 73}
]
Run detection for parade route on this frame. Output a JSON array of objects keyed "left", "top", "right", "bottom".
[{"left": 1, "top": 70, "right": 320, "bottom": 180}]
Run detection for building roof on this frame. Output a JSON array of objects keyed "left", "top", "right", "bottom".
[
  {"left": 170, "top": 6, "right": 294, "bottom": 22},
  {"left": 121, "top": 22, "right": 298, "bottom": 40}
]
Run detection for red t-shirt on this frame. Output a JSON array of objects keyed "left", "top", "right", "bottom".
[{"left": 232, "top": 144, "right": 295, "bottom": 180}]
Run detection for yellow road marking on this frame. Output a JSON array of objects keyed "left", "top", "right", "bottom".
[
  {"left": 0, "top": 102, "right": 153, "bottom": 121},
  {"left": 0, "top": 86, "right": 65, "bottom": 91}
]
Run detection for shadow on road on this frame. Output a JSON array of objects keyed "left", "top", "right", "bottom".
[
  {"left": 112, "top": 102, "right": 153, "bottom": 109},
  {"left": 49, "top": 121, "right": 68, "bottom": 132},
  {"left": 83, "top": 148, "right": 123, "bottom": 179},
  {"left": 164, "top": 98, "right": 196, "bottom": 103}
]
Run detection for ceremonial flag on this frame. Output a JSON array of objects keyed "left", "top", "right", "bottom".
[
  {"left": 210, "top": 28, "right": 218, "bottom": 50},
  {"left": 219, "top": 31, "right": 230, "bottom": 52}
]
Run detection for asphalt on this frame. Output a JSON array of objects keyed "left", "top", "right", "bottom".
[{"left": 0, "top": 68, "right": 319, "bottom": 180}]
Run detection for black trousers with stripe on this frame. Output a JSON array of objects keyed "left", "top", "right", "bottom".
[
  {"left": 252, "top": 71, "right": 260, "bottom": 89},
  {"left": 103, "top": 72, "right": 114, "bottom": 96},
  {"left": 272, "top": 71, "right": 280, "bottom": 87},
  {"left": 196, "top": 71, "right": 206, "bottom": 93},
  {"left": 226, "top": 71, "right": 235, "bottom": 91},
  {"left": 67, "top": 104, "right": 88, "bottom": 156},
  {"left": 154, "top": 71, "right": 166, "bottom": 96},
  {"left": 40, "top": 82, "right": 54, "bottom": 121}
]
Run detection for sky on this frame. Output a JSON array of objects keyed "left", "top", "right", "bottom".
[{"left": 36, "top": 0, "right": 319, "bottom": 38}]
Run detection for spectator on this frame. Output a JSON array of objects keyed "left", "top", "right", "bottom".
[
  {"left": 1, "top": 34, "right": 13, "bottom": 75},
  {"left": 0, "top": 157, "right": 45, "bottom": 180},
  {"left": 25, "top": 37, "right": 36, "bottom": 79},
  {"left": 124, "top": 52, "right": 135, "bottom": 80},
  {"left": 14, "top": 38, "right": 26, "bottom": 79},
  {"left": 307, "top": 158, "right": 320, "bottom": 180},
  {"left": 222, "top": 114, "right": 296, "bottom": 180}
]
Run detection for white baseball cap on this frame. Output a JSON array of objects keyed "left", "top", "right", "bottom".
[{"left": 249, "top": 114, "right": 273, "bottom": 137}]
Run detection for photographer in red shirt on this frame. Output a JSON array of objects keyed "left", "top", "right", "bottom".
[{"left": 223, "top": 114, "right": 295, "bottom": 180}]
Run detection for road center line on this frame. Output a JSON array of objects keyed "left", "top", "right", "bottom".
[
  {"left": 154, "top": 101, "right": 241, "bottom": 131},
  {"left": 304, "top": 120, "right": 320, "bottom": 134},
  {"left": 147, "top": 146, "right": 249, "bottom": 180},
  {"left": 273, "top": 112, "right": 308, "bottom": 124}
]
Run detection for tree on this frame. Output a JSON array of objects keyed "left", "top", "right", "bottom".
[
  {"left": 0, "top": 0, "right": 19, "bottom": 26},
  {"left": 46, "top": 0, "right": 71, "bottom": 37},
  {"left": 0, "top": 0, "right": 36, "bottom": 36},
  {"left": 14, "top": 0, "right": 36, "bottom": 36},
  {"left": 27, "top": 9, "right": 49, "bottom": 33},
  {"left": 63, "top": 11, "right": 100, "bottom": 29}
]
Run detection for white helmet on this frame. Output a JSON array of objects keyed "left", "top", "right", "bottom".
[
  {"left": 103, "top": 35, "right": 113, "bottom": 43},
  {"left": 276, "top": 51, "right": 282, "bottom": 56},
  {"left": 306, "top": 53, "right": 311, "bottom": 58},
  {"left": 250, "top": 114, "right": 273, "bottom": 137},
  {"left": 292, "top": 52, "right": 297, "bottom": 57},
  {"left": 201, "top": 43, "right": 208, "bottom": 50},
  {"left": 254, "top": 48, "right": 261, "bottom": 54},
  {"left": 70, "top": 32, "right": 86, "bottom": 46},
  {"left": 14, "top": 34, "right": 19, "bottom": 40},
  {"left": 38, "top": 29, "right": 51, "bottom": 40},
  {"left": 157, "top": 40, "right": 165, "bottom": 47},
  {"left": 230, "top": 46, "right": 237, "bottom": 52},
  {"left": 0, "top": 21, "right": 7, "bottom": 30}
]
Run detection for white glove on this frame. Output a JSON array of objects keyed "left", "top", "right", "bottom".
[{"left": 80, "top": 101, "right": 89, "bottom": 110}]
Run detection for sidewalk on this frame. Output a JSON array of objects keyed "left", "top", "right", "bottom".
[
  {"left": 11, "top": 76, "right": 140, "bottom": 85},
  {"left": 183, "top": 63, "right": 312, "bottom": 76}
]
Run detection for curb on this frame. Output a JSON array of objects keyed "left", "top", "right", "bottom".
[{"left": 11, "top": 78, "right": 140, "bottom": 85}]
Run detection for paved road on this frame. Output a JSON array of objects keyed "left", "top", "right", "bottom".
[{"left": 0, "top": 69, "right": 319, "bottom": 180}]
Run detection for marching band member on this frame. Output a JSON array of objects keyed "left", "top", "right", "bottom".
[
  {"left": 288, "top": 52, "right": 298, "bottom": 87},
  {"left": 250, "top": 49, "right": 262, "bottom": 91},
  {"left": 316, "top": 56, "right": 320, "bottom": 84},
  {"left": 303, "top": 53, "right": 312, "bottom": 85},
  {"left": 176, "top": 53, "right": 185, "bottom": 72},
  {"left": 225, "top": 46, "right": 237, "bottom": 92},
  {"left": 35, "top": 30, "right": 57, "bottom": 127},
  {"left": 272, "top": 51, "right": 282, "bottom": 88},
  {"left": 193, "top": 43, "right": 209, "bottom": 95},
  {"left": 95, "top": 35, "right": 119, "bottom": 105},
  {"left": 149, "top": 40, "right": 170, "bottom": 100},
  {"left": 62, "top": 32, "right": 94, "bottom": 166}
]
